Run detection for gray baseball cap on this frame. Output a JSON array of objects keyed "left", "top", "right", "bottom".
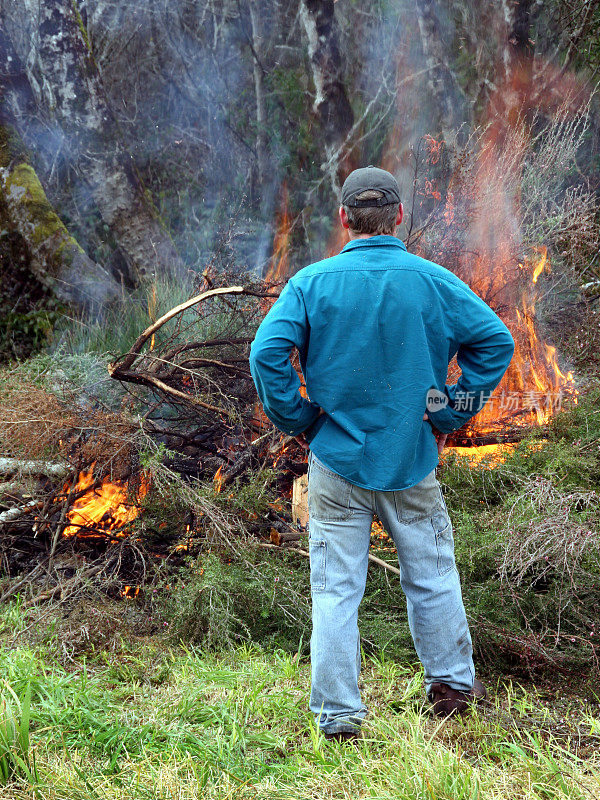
[{"left": 341, "top": 165, "right": 401, "bottom": 207}]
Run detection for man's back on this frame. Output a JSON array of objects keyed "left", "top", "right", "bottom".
[
  {"left": 250, "top": 166, "right": 515, "bottom": 730},
  {"left": 250, "top": 234, "right": 514, "bottom": 491}
]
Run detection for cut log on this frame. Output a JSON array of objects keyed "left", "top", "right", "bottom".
[
  {"left": 292, "top": 474, "right": 309, "bottom": 530},
  {"left": 0, "top": 500, "right": 39, "bottom": 524},
  {"left": 270, "top": 529, "right": 304, "bottom": 546},
  {"left": 0, "top": 458, "right": 70, "bottom": 478}
]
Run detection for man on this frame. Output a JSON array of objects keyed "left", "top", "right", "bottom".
[{"left": 249, "top": 166, "right": 514, "bottom": 740}]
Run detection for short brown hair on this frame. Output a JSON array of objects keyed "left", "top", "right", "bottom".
[{"left": 343, "top": 190, "right": 399, "bottom": 235}]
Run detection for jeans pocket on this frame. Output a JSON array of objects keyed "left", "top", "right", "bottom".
[
  {"left": 432, "top": 511, "right": 455, "bottom": 576},
  {"left": 308, "top": 458, "right": 353, "bottom": 522},
  {"left": 395, "top": 470, "right": 440, "bottom": 523},
  {"left": 309, "top": 539, "right": 327, "bottom": 591}
]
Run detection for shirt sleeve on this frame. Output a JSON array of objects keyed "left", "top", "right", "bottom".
[
  {"left": 249, "top": 280, "right": 321, "bottom": 436},
  {"left": 426, "top": 285, "right": 515, "bottom": 434}
]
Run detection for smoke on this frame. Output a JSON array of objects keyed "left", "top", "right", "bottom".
[{"left": 1, "top": 0, "right": 597, "bottom": 292}]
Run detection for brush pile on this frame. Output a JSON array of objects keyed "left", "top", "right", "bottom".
[{"left": 0, "top": 268, "right": 309, "bottom": 606}]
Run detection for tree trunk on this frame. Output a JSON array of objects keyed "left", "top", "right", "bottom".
[
  {"left": 0, "top": 24, "right": 38, "bottom": 129},
  {"left": 415, "top": 0, "right": 469, "bottom": 150},
  {"left": 0, "top": 124, "right": 120, "bottom": 308},
  {"left": 23, "top": 0, "right": 182, "bottom": 284},
  {"left": 499, "top": 0, "right": 535, "bottom": 125},
  {"left": 0, "top": 21, "right": 119, "bottom": 308},
  {"left": 299, "top": 0, "right": 354, "bottom": 195},
  {"left": 248, "top": 0, "right": 268, "bottom": 193}
]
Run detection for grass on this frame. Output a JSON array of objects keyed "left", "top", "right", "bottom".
[
  {"left": 0, "top": 682, "right": 36, "bottom": 786},
  {"left": 0, "top": 604, "right": 599, "bottom": 799}
]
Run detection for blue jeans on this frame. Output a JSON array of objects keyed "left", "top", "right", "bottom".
[{"left": 307, "top": 452, "right": 474, "bottom": 734}]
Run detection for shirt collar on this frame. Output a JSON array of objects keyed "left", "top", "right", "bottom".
[{"left": 340, "top": 235, "right": 408, "bottom": 254}]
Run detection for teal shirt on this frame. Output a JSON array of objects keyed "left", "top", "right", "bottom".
[{"left": 249, "top": 235, "right": 514, "bottom": 491}]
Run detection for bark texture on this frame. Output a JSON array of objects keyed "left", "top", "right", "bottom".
[
  {"left": 415, "top": 0, "right": 468, "bottom": 150},
  {"left": 23, "top": 0, "right": 182, "bottom": 284},
  {"left": 0, "top": 125, "right": 120, "bottom": 307},
  {"left": 299, "top": 0, "right": 353, "bottom": 194},
  {"left": 0, "top": 23, "right": 38, "bottom": 127},
  {"left": 0, "top": 21, "right": 119, "bottom": 307},
  {"left": 499, "top": 0, "right": 535, "bottom": 123}
]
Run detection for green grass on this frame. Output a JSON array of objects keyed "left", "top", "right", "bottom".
[
  {"left": 0, "top": 682, "right": 36, "bottom": 786},
  {"left": 0, "top": 607, "right": 598, "bottom": 800}
]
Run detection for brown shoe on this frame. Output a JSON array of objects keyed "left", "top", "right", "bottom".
[
  {"left": 323, "top": 730, "right": 361, "bottom": 742},
  {"left": 428, "top": 678, "right": 487, "bottom": 717}
]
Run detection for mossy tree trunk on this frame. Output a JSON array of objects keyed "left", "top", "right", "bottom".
[
  {"left": 22, "top": 0, "right": 182, "bottom": 285},
  {"left": 415, "top": 0, "right": 469, "bottom": 151},
  {"left": 0, "top": 22, "right": 120, "bottom": 308},
  {"left": 0, "top": 124, "right": 121, "bottom": 308}
]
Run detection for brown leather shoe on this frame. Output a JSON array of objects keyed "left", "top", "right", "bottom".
[
  {"left": 323, "top": 730, "right": 361, "bottom": 742},
  {"left": 428, "top": 677, "right": 487, "bottom": 717}
]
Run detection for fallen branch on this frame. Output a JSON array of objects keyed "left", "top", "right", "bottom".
[
  {"left": 109, "top": 286, "right": 245, "bottom": 375},
  {"left": 25, "top": 563, "right": 105, "bottom": 607},
  {"left": 368, "top": 553, "right": 401, "bottom": 577},
  {"left": 256, "top": 541, "right": 401, "bottom": 577},
  {"left": 111, "top": 369, "right": 231, "bottom": 415},
  {"left": 0, "top": 458, "right": 69, "bottom": 478}
]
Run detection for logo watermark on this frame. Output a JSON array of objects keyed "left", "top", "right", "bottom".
[
  {"left": 426, "top": 388, "right": 448, "bottom": 412},
  {"left": 426, "top": 388, "right": 572, "bottom": 414}
]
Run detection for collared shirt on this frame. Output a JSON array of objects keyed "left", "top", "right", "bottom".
[{"left": 249, "top": 235, "right": 514, "bottom": 491}]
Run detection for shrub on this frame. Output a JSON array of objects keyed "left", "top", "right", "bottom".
[{"left": 162, "top": 549, "right": 311, "bottom": 651}]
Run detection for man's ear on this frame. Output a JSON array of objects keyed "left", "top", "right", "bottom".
[
  {"left": 339, "top": 206, "right": 350, "bottom": 230},
  {"left": 396, "top": 203, "right": 403, "bottom": 227}
]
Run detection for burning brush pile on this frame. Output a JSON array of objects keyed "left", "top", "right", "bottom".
[
  {"left": 0, "top": 103, "right": 597, "bottom": 672},
  {"left": 0, "top": 268, "right": 314, "bottom": 608}
]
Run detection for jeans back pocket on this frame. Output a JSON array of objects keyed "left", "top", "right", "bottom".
[{"left": 308, "top": 457, "right": 353, "bottom": 522}]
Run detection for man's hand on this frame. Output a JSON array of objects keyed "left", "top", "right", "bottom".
[
  {"left": 295, "top": 409, "right": 325, "bottom": 451},
  {"left": 423, "top": 412, "right": 448, "bottom": 456}
]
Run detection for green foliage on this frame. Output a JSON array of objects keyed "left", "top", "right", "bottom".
[
  {"left": 433, "top": 387, "right": 600, "bottom": 676},
  {"left": 1, "top": 349, "right": 127, "bottom": 412},
  {"left": 0, "top": 308, "right": 60, "bottom": 360},
  {"left": 212, "top": 468, "right": 279, "bottom": 519},
  {"left": 0, "top": 221, "right": 61, "bottom": 362},
  {"left": 163, "top": 549, "right": 311, "bottom": 652},
  {"left": 52, "top": 272, "right": 199, "bottom": 356}
]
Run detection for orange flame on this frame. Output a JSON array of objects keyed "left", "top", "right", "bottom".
[
  {"left": 213, "top": 465, "right": 224, "bottom": 493},
  {"left": 265, "top": 184, "right": 291, "bottom": 285},
  {"left": 465, "top": 246, "right": 576, "bottom": 437},
  {"left": 62, "top": 466, "right": 149, "bottom": 538}
]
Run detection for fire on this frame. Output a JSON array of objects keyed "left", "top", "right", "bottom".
[
  {"left": 445, "top": 440, "right": 546, "bottom": 467},
  {"left": 62, "top": 465, "right": 149, "bottom": 538},
  {"left": 213, "top": 465, "right": 224, "bottom": 493},
  {"left": 532, "top": 247, "right": 547, "bottom": 283},
  {"left": 264, "top": 183, "right": 291, "bottom": 285},
  {"left": 462, "top": 246, "right": 576, "bottom": 441},
  {"left": 448, "top": 443, "right": 515, "bottom": 466}
]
